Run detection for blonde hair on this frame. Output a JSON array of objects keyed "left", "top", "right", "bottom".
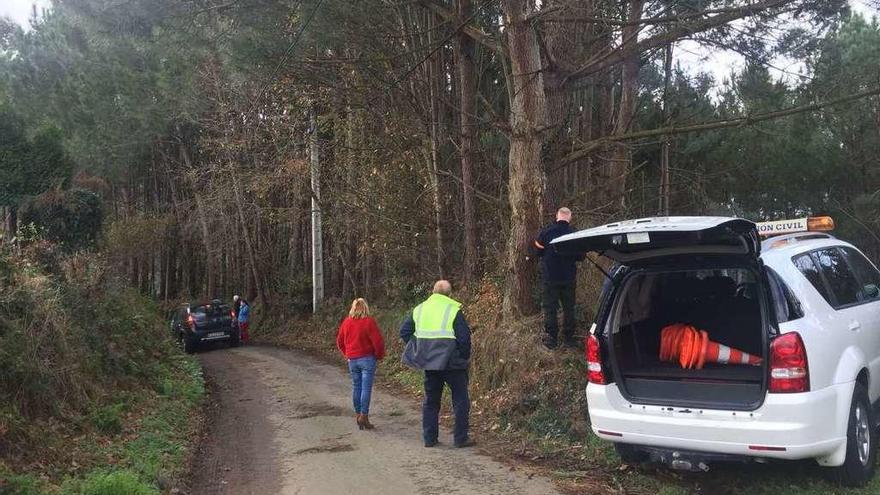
[{"left": 349, "top": 298, "right": 370, "bottom": 319}]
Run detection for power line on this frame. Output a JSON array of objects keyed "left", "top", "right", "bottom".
[
  {"left": 245, "top": 0, "right": 323, "bottom": 118},
  {"left": 371, "top": 0, "right": 495, "bottom": 101}
]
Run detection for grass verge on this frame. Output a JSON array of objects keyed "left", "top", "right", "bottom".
[{"left": 0, "top": 354, "right": 204, "bottom": 495}]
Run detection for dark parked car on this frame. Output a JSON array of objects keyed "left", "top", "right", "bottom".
[{"left": 170, "top": 300, "right": 240, "bottom": 353}]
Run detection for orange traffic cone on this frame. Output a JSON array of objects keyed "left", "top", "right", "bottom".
[{"left": 659, "top": 324, "right": 762, "bottom": 370}]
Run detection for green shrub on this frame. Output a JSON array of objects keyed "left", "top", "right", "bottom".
[
  {"left": 0, "top": 248, "right": 173, "bottom": 421},
  {"left": 89, "top": 403, "right": 125, "bottom": 435},
  {"left": 20, "top": 188, "right": 103, "bottom": 252},
  {"left": 0, "top": 243, "right": 207, "bottom": 495},
  {"left": 0, "top": 470, "right": 42, "bottom": 495},
  {"left": 62, "top": 470, "right": 158, "bottom": 495}
]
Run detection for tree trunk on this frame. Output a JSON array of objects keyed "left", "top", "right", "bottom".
[
  {"left": 166, "top": 242, "right": 176, "bottom": 301},
  {"left": 456, "top": 0, "right": 479, "bottom": 284},
  {"left": 289, "top": 210, "right": 302, "bottom": 277},
  {"left": 659, "top": 42, "right": 673, "bottom": 216},
  {"left": 606, "top": 0, "right": 645, "bottom": 213},
  {"left": 342, "top": 105, "right": 359, "bottom": 299},
  {"left": 5, "top": 206, "right": 17, "bottom": 242},
  {"left": 362, "top": 246, "right": 372, "bottom": 300},
  {"left": 232, "top": 170, "right": 268, "bottom": 308},
  {"left": 501, "top": 0, "right": 547, "bottom": 317},
  {"left": 190, "top": 185, "right": 216, "bottom": 297},
  {"left": 427, "top": 15, "right": 446, "bottom": 279},
  {"left": 180, "top": 139, "right": 218, "bottom": 297},
  {"left": 542, "top": 0, "right": 592, "bottom": 209}
]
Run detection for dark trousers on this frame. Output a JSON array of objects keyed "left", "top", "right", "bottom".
[
  {"left": 423, "top": 369, "right": 470, "bottom": 444},
  {"left": 543, "top": 281, "right": 576, "bottom": 343}
]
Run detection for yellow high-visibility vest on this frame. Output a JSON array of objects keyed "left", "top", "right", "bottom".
[{"left": 413, "top": 293, "right": 461, "bottom": 339}]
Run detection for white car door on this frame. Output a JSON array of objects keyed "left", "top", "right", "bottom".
[
  {"left": 840, "top": 247, "right": 880, "bottom": 402},
  {"left": 811, "top": 247, "right": 880, "bottom": 402}
]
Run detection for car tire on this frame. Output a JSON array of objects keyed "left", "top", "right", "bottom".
[
  {"left": 834, "top": 383, "right": 877, "bottom": 487},
  {"left": 614, "top": 443, "right": 647, "bottom": 464},
  {"left": 229, "top": 329, "right": 241, "bottom": 348},
  {"left": 183, "top": 335, "right": 198, "bottom": 354}
]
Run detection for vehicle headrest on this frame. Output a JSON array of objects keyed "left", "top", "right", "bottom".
[
  {"left": 663, "top": 273, "right": 702, "bottom": 301},
  {"left": 702, "top": 276, "right": 736, "bottom": 298}
]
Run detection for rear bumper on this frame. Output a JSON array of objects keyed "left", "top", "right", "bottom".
[
  {"left": 189, "top": 328, "right": 236, "bottom": 342},
  {"left": 587, "top": 381, "right": 854, "bottom": 466}
]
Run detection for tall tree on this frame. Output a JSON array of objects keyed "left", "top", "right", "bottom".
[{"left": 457, "top": 0, "right": 480, "bottom": 284}]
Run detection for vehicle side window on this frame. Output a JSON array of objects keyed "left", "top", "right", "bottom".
[
  {"left": 793, "top": 253, "right": 834, "bottom": 305},
  {"left": 766, "top": 267, "right": 803, "bottom": 323},
  {"left": 841, "top": 247, "right": 880, "bottom": 302},
  {"left": 813, "top": 248, "right": 862, "bottom": 308}
]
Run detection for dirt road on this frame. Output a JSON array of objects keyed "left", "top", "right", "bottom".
[{"left": 191, "top": 345, "right": 563, "bottom": 495}]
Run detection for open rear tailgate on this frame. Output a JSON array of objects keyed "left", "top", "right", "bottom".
[{"left": 550, "top": 216, "right": 760, "bottom": 264}]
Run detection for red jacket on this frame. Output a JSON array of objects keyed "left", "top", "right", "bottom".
[{"left": 336, "top": 316, "right": 386, "bottom": 360}]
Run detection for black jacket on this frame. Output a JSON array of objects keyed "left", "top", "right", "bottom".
[{"left": 534, "top": 220, "right": 582, "bottom": 283}]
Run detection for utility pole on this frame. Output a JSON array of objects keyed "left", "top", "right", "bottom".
[
  {"left": 310, "top": 105, "right": 324, "bottom": 313},
  {"left": 659, "top": 42, "right": 673, "bottom": 216}
]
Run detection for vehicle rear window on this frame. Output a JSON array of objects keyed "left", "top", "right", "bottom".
[
  {"left": 190, "top": 304, "right": 231, "bottom": 317},
  {"left": 814, "top": 248, "right": 862, "bottom": 307},
  {"left": 841, "top": 247, "right": 880, "bottom": 302},
  {"left": 793, "top": 253, "right": 833, "bottom": 305}
]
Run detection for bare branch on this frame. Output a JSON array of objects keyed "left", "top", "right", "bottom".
[
  {"left": 563, "top": 0, "right": 791, "bottom": 83},
  {"left": 537, "top": 3, "right": 793, "bottom": 27},
  {"left": 554, "top": 86, "right": 880, "bottom": 169},
  {"left": 417, "top": 0, "right": 508, "bottom": 57}
]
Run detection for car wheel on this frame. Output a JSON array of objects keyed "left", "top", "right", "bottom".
[
  {"left": 229, "top": 329, "right": 241, "bottom": 348},
  {"left": 835, "top": 383, "right": 877, "bottom": 487},
  {"left": 614, "top": 443, "right": 647, "bottom": 464}
]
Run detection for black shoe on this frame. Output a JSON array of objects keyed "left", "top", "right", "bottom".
[
  {"left": 425, "top": 440, "right": 439, "bottom": 448},
  {"left": 562, "top": 338, "right": 579, "bottom": 350},
  {"left": 542, "top": 338, "right": 558, "bottom": 350},
  {"left": 454, "top": 439, "right": 476, "bottom": 448}
]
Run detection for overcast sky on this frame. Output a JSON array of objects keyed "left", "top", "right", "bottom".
[
  {"left": 0, "top": 0, "right": 877, "bottom": 86},
  {"left": 678, "top": 1, "right": 879, "bottom": 87},
  {"left": 0, "top": 0, "right": 50, "bottom": 28}
]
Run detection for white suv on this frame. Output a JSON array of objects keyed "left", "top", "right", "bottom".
[{"left": 552, "top": 217, "right": 880, "bottom": 486}]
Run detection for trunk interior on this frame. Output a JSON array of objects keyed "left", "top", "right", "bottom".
[{"left": 610, "top": 267, "right": 767, "bottom": 410}]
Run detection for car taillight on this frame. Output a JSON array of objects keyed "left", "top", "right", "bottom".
[
  {"left": 586, "top": 335, "right": 606, "bottom": 385},
  {"left": 187, "top": 315, "right": 195, "bottom": 328},
  {"left": 769, "top": 332, "right": 809, "bottom": 393},
  {"left": 230, "top": 311, "right": 235, "bottom": 319}
]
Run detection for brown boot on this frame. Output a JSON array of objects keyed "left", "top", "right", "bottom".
[
  {"left": 356, "top": 414, "right": 365, "bottom": 430},
  {"left": 361, "top": 414, "right": 375, "bottom": 430}
]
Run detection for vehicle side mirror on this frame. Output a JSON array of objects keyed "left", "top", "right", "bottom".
[{"left": 863, "top": 284, "right": 880, "bottom": 299}]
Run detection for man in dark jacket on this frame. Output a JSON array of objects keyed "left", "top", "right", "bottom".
[
  {"left": 534, "top": 207, "right": 583, "bottom": 349},
  {"left": 400, "top": 280, "right": 474, "bottom": 448},
  {"left": 232, "top": 295, "right": 242, "bottom": 318}
]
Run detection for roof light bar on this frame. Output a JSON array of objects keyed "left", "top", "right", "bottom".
[
  {"left": 756, "top": 216, "right": 834, "bottom": 237},
  {"left": 807, "top": 216, "right": 835, "bottom": 232}
]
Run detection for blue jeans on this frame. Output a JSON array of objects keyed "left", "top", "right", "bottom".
[
  {"left": 423, "top": 369, "right": 470, "bottom": 445},
  {"left": 348, "top": 356, "right": 377, "bottom": 415}
]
